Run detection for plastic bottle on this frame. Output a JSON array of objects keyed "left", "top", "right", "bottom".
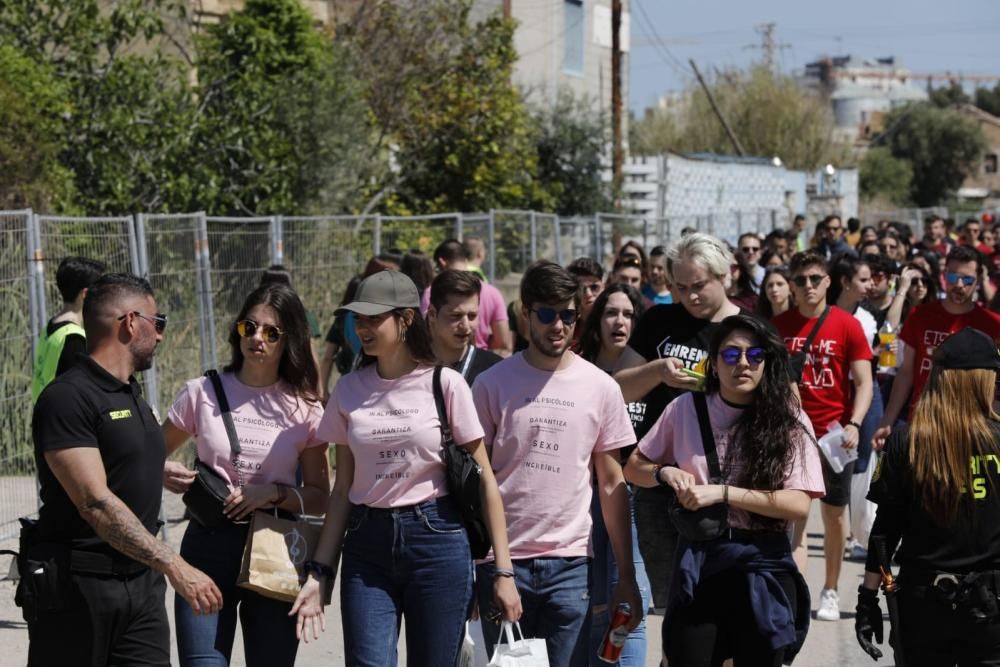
[{"left": 878, "top": 321, "right": 896, "bottom": 370}]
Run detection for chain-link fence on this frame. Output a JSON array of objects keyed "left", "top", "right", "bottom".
[
  {"left": 860, "top": 206, "right": 950, "bottom": 231},
  {"left": 1, "top": 205, "right": 790, "bottom": 538}
]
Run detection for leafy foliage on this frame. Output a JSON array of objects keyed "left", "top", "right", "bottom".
[
  {"left": 859, "top": 147, "right": 912, "bottom": 205},
  {"left": 929, "top": 81, "right": 970, "bottom": 108},
  {"left": 975, "top": 83, "right": 1000, "bottom": 118},
  {"left": 630, "top": 66, "right": 847, "bottom": 170},
  {"left": 878, "top": 102, "right": 986, "bottom": 206}
]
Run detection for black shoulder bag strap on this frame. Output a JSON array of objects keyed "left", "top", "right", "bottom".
[
  {"left": 800, "top": 306, "right": 832, "bottom": 360},
  {"left": 432, "top": 365, "right": 453, "bottom": 445},
  {"left": 692, "top": 392, "right": 722, "bottom": 482},
  {"left": 205, "top": 370, "right": 243, "bottom": 485}
]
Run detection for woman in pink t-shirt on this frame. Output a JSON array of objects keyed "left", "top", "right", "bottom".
[
  {"left": 625, "top": 314, "right": 825, "bottom": 666},
  {"left": 291, "top": 270, "right": 521, "bottom": 666},
  {"left": 161, "top": 283, "right": 330, "bottom": 666}
]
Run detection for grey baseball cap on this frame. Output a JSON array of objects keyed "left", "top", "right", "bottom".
[{"left": 336, "top": 270, "right": 421, "bottom": 316}]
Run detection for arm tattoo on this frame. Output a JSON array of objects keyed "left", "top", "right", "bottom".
[{"left": 81, "top": 494, "right": 175, "bottom": 571}]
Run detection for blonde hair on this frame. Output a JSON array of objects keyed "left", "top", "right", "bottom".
[
  {"left": 666, "top": 232, "right": 734, "bottom": 289},
  {"left": 909, "top": 367, "right": 1000, "bottom": 525}
]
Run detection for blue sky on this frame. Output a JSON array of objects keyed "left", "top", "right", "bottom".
[{"left": 628, "top": 0, "right": 1000, "bottom": 113}]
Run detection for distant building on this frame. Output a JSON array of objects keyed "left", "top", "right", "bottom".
[
  {"left": 800, "top": 55, "right": 928, "bottom": 143},
  {"left": 955, "top": 104, "right": 1000, "bottom": 204}
]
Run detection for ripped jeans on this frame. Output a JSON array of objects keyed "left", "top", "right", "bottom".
[{"left": 477, "top": 556, "right": 592, "bottom": 667}]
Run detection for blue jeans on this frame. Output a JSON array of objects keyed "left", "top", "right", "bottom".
[
  {"left": 856, "top": 382, "right": 884, "bottom": 474},
  {"left": 589, "top": 484, "right": 650, "bottom": 667},
  {"left": 175, "top": 520, "right": 298, "bottom": 667},
  {"left": 340, "top": 497, "right": 473, "bottom": 667},
  {"left": 477, "top": 557, "right": 592, "bottom": 667}
]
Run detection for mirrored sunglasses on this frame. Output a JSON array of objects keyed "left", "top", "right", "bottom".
[
  {"left": 792, "top": 274, "right": 824, "bottom": 288},
  {"left": 720, "top": 346, "right": 766, "bottom": 366},
  {"left": 236, "top": 319, "right": 284, "bottom": 343},
  {"left": 944, "top": 272, "right": 976, "bottom": 287}
]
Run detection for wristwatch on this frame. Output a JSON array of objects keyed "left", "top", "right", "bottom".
[
  {"left": 303, "top": 560, "right": 335, "bottom": 580},
  {"left": 653, "top": 464, "right": 670, "bottom": 487}
]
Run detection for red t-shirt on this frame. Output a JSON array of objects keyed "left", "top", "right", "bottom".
[
  {"left": 775, "top": 306, "right": 871, "bottom": 437},
  {"left": 899, "top": 302, "right": 1000, "bottom": 414}
]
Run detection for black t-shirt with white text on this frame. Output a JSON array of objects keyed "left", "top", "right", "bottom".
[
  {"left": 628, "top": 304, "right": 752, "bottom": 440},
  {"left": 867, "top": 423, "right": 1000, "bottom": 573}
]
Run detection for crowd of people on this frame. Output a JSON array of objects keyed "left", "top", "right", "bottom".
[{"left": 21, "top": 212, "right": 1000, "bottom": 667}]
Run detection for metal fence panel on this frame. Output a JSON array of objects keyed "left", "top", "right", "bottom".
[
  {"left": 0, "top": 210, "right": 38, "bottom": 538},
  {"left": 204, "top": 216, "right": 277, "bottom": 367},
  {"left": 378, "top": 214, "right": 458, "bottom": 257},
  {"left": 138, "top": 213, "right": 210, "bottom": 417},
  {"left": 281, "top": 215, "right": 375, "bottom": 342}
]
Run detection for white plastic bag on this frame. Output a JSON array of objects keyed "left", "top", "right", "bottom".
[
  {"left": 817, "top": 422, "right": 858, "bottom": 473},
  {"left": 850, "top": 451, "right": 878, "bottom": 548},
  {"left": 457, "top": 622, "right": 475, "bottom": 667},
  {"left": 487, "top": 621, "right": 549, "bottom": 667}
]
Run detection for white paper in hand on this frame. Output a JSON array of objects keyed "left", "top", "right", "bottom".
[
  {"left": 816, "top": 422, "right": 858, "bottom": 473},
  {"left": 487, "top": 621, "right": 549, "bottom": 667}
]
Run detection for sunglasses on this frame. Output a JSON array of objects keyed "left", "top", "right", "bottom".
[
  {"left": 720, "top": 346, "right": 766, "bottom": 366},
  {"left": 117, "top": 311, "right": 167, "bottom": 334},
  {"left": 944, "top": 272, "right": 976, "bottom": 287},
  {"left": 910, "top": 277, "right": 929, "bottom": 288},
  {"left": 236, "top": 319, "right": 285, "bottom": 343},
  {"left": 740, "top": 245, "right": 761, "bottom": 254},
  {"left": 792, "top": 274, "right": 825, "bottom": 288},
  {"left": 532, "top": 307, "right": 578, "bottom": 325}
]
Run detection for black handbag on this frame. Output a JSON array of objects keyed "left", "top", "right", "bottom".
[
  {"left": 432, "top": 365, "right": 492, "bottom": 559},
  {"left": 666, "top": 392, "right": 729, "bottom": 542},
  {"left": 182, "top": 370, "right": 242, "bottom": 529},
  {"left": 788, "top": 306, "right": 830, "bottom": 384}
]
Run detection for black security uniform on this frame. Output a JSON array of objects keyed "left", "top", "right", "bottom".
[
  {"left": 865, "top": 423, "right": 1000, "bottom": 665},
  {"left": 24, "top": 355, "right": 169, "bottom": 666}
]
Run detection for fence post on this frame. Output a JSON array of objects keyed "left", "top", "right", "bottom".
[
  {"left": 373, "top": 214, "right": 382, "bottom": 257},
  {"left": 595, "top": 213, "right": 604, "bottom": 265},
  {"left": 529, "top": 210, "right": 537, "bottom": 262},
  {"left": 135, "top": 213, "right": 150, "bottom": 279},
  {"left": 197, "top": 213, "right": 219, "bottom": 370},
  {"left": 31, "top": 212, "right": 48, "bottom": 324},
  {"left": 272, "top": 215, "right": 284, "bottom": 266},
  {"left": 487, "top": 209, "right": 496, "bottom": 282},
  {"left": 455, "top": 213, "right": 464, "bottom": 241},
  {"left": 126, "top": 215, "right": 141, "bottom": 275},
  {"left": 134, "top": 214, "right": 160, "bottom": 418},
  {"left": 554, "top": 215, "right": 564, "bottom": 265},
  {"left": 24, "top": 209, "right": 39, "bottom": 353}
]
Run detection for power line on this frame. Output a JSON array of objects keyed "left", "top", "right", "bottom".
[{"left": 631, "top": 0, "right": 692, "bottom": 83}]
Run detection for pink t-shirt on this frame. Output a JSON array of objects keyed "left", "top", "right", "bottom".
[
  {"left": 168, "top": 373, "right": 326, "bottom": 488},
  {"left": 472, "top": 353, "right": 635, "bottom": 559},
  {"left": 637, "top": 392, "right": 826, "bottom": 529},
  {"left": 318, "top": 364, "right": 484, "bottom": 508},
  {"left": 421, "top": 282, "right": 508, "bottom": 350}
]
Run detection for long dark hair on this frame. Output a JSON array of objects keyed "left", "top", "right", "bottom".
[
  {"left": 755, "top": 267, "right": 791, "bottom": 320},
  {"left": 827, "top": 255, "right": 869, "bottom": 305},
  {"left": 224, "top": 283, "right": 319, "bottom": 403},
  {"left": 356, "top": 307, "right": 436, "bottom": 369},
  {"left": 704, "top": 314, "right": 805, "bottom": 523},
  {"left": 578, "top": 283, "right": 644, "bottom": 364}
]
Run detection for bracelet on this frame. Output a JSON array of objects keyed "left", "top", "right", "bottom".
[
  {"left": 723, "top": 484, "right": 729, "bottom": 504},
  {"left": 494, "top": 567, "right": 515, "bottom": 578},
  {"left": 273, "top": 483, "right": 289, "bottom": 506},
  {"left": 845, "top": 421, "right": 861, "bottom": 430},
  {"left": 303, "top": 559, "right": 335, "bottom": 579},
  {"left": 653, "top": 464, "right": 671, "bottom": 487}
]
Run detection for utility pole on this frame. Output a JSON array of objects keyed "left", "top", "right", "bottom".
[
  {"left": 747, "top": 22, "right": 790, "bottom": 73},
  {"left": 611, "top": 0, "right": 623, "bottom": 198},
  {"left": 689, "top": 59, "right": 745, "bottom": 156}
]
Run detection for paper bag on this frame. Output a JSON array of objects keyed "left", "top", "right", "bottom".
[
  {"left": 487, "top": 621, "right": 549, "bottom": 667},
  {"left": 237, "top": 510, "right": 330, "bottom": 604}
]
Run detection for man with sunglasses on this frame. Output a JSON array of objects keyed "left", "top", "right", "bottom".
[
  {"left": 27, "top": 273, "right": 221, "bottom": 666},
  {"left": 816, "top": 215, "right": 856, "bottom": 262},
  {"left": 471, "top": 260, "right": 642, "bottom": 664},
  {"left": 738, "top": 232, "right": 766, "bottom": 293},
  {"left": 775, "top": 251, "right": 873, "bottom": 623},
  {"left": 874, "top": 245, "right": 1000, "bottom": 444}
]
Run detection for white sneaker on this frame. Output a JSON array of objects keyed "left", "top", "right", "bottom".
[{"left": 816, "top": 588, "right": 840, "bottom": 621}]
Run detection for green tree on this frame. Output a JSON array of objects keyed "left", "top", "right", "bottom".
[
  {"left": 629, "top": 66, "right": 846, "bottom": 169},
  {"left": 0, "top": 0, "right": 197, "bottom": 214},
  {"left": 533, "top": 91, "right": 610, "bottom": 215},
  {"left": 975, "top": 83, "right": 1000, "bottom": 117},
  {"left": 344, "top": 0, "right": 550, "bottom": 214},
  {"left": 192, "top": 0, "right": 378, "bottom": 215},
  {"left": 879, "top": 102, "right": 986, "bottom": 206},
  {"left": 929, "top": 81, "right": 970, "bottom": 108},
  {"left": 859, "top": 147, "right": 912, "bottom": 205},
  {"left": 0, "top": 45, "right": 77, "bottom": 210}
]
